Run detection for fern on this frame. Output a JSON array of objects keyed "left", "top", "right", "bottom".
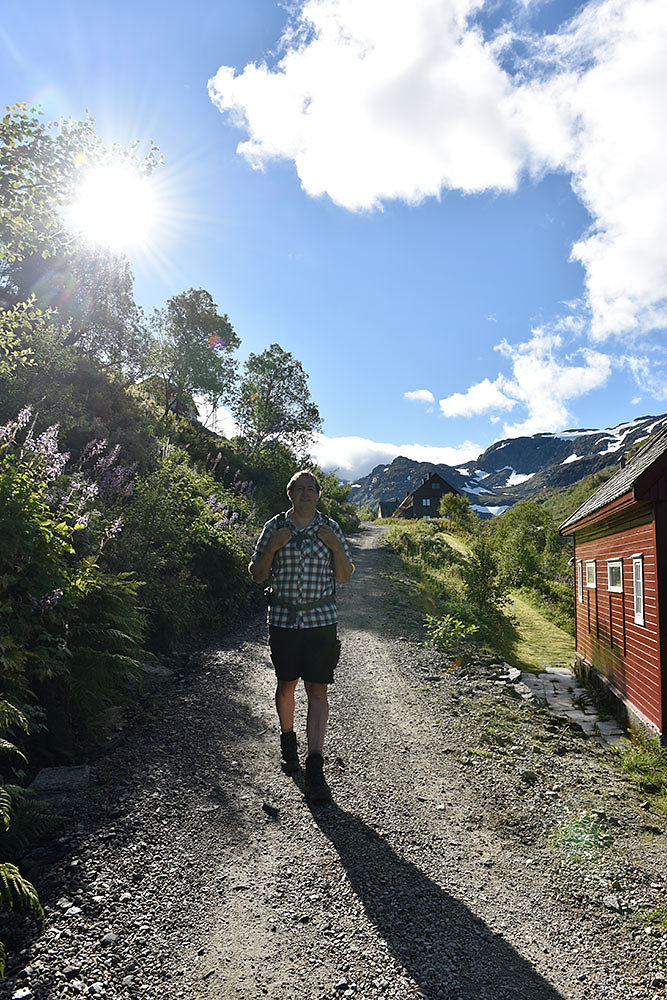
[
  {"left": 0, "top": 863, "right": 44, "bottom": 918},
  {"left": 0, "top": 787, "right": 11, "bottom": 833},
  {"left": 0, "top": 702, "right": 28, "bottom": 735},
  {"left": 0, "top": 788, "right": 62, "bottom": 858},
  {"left": 0, "top": 739, "right": 28, "bottom": 767}
]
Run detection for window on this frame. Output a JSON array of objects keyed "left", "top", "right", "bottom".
[
  {"left": 633, "top": 556, "right": 644, "bottom": 625},
  {"left": 422, "top": 498, "right": 431, "bottom": 506},
  {"left": 607, "top": 560, "right": 623, "bottom": 593},
  {"left": 432, "top": 482, "right": 440, "bottom": 489},
  {"left": 585, "top": 561, "right": 596, "bottom": 588},
  {"left": 577, "top": 561, "right": 583, "bottom": 603}
]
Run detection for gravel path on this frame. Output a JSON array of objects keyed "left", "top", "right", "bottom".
[{"left": 2, "top": 524, "right": 666, "bottom": 1000}]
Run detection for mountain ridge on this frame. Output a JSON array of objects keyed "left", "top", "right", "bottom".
[{"left": 349, "top": 413, "right": 667, "bottom": 515}]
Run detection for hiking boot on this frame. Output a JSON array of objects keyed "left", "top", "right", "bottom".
[
  {"left": 280, "top": 730, "right": 300, "bottom": 773},
  {"left": 304, "top": 752, "right": 332, "bottom": 804}
]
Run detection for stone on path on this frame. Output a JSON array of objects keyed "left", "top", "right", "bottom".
[{"left": 30, "top": 765, "right": 90, "bottom": 794}]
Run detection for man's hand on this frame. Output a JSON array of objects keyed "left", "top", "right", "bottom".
[
  {"left": 317, "top": 525, "right": 342, "bottom": 552},
  {"left": 318, "top": 525, "right": 355, "bottom": 584},
  {"left": 248, "top": 525, "right": 291, "bottom": 583},
  {"left": 268, "top": 526, "right": 292, "bottom": 552}
]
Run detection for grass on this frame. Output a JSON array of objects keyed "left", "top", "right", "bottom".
[
  {"left": 550, "top": 814, "right": 612, "bottom": 857},
  {"left": 504, "top": 591, "right": 575, "bottom": 673},
  {"left": 384, "top": 519, "right": 576, "bottom": 671},
  {"left": 644, "top": 906, "right": 667, "bottom": 932},
  {"left": 614, "top": 730, "right": 667, "bottom": 814}
]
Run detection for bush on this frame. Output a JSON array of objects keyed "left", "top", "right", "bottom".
[
  {"left": 461, "top": 536, "right": 509, "bottom": 614},
  {"left": 0, "top": 408, "right": 146, "bottom": 757},
  {"left": 439, "top": 493, "right": 478, "bottom": 536},
  {"left": 106, "top": 445, "right": 255, "bottom": 645},
  {"left": 615, "top": 730, "right": 667, "bottom": 811},
  {"left": 424, "top": 613, "right": 478, "bottom": 651}
]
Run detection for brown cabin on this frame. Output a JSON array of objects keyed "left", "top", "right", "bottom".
[
  {"left": 394, "top": 472, "right": 459, "bottom": 519},
  {"left": 559, "top": 426, "right": 667, "bottom": 737},
  {"left": 377, "top": 498, "right": 401, "bottom": 519}
]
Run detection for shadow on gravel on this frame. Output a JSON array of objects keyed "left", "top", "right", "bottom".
[
  {"left": 310, "top": 803, "right": 565, "bottom": 1000},
  {"left": 0, "top": 630, "right": 270, "bottom": 988}
]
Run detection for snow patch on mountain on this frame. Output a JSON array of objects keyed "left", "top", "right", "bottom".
[
  {"left": 471, "top": 504, "right": 509, "bottom": 516},
  {"left": 506, "top": 470, "right": 535, "bottom": 485},
  {"left": 464, "top": 484, "right": 495, "bottom": 496}
]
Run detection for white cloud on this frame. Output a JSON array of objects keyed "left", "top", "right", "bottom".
[
  {"left": 544, "top": 0, "right": 667, "bottom": 340},
  {"left": 439, "top": 376, "right": 516, "bottom": 417},
  {"left": 310, "top": 432, "right": 482, "bottom": 481},
  {"left": 494, "top": 330, "right": 612, "bottom": 436},
  {"left": 404, "top": 388, "right": 435, "bottom": 403},
  {"left": 621, "top": 354, "right": 667, "bottom": 401},
  {"left": 436, "top": 328, "right": 612, "bottom": 436},
  {"left": 208, "top": 0, "right": 529, "bottom": 212},
  {"left": 209, "top": 0, "right": 667, "bottom": 344}
]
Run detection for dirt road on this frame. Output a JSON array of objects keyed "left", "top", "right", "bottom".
[{"left": 4, "top": 524, "right": 665, "bottom": 1000}]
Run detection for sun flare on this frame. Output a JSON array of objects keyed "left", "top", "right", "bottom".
[{"left": 68, "top": 164, "right": 158, "bottom": 250}]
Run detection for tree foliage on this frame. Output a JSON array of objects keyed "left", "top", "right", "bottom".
[
  {"left": 8, "top": 247, "right": 149, "bottom": 377},
  {"left": 0, "top": 103, "right": 160, "bottom": 269},
  {"left": 461, "top": 535, "right": 509, "bottom": 614},
  {"left": 231, "top": 343, "right": 322, "bottom": 455},
  {"left": 490, "top": 500, "right": 560, "bottom": 588},
  {"left": 439, "top": 492, "right": 478, "bottom": 536},
  {"left": 149, "top": 288, "right": 240, "bottom": 417}
]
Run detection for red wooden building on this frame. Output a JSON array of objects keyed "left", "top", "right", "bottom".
[
  {"left": 559, "top": 426, "right": 667, "bottom": 737},
  {"left": 393, "top": 472, "right": 459, "bottom": 519}
]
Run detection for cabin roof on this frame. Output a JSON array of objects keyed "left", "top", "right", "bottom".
[{"left": 559, "top": 424, "right": 667, "bottom": 533}]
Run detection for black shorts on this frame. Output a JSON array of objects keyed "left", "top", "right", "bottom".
[{"left": 269, "top": 624, "right": 341, "bottom": 684}]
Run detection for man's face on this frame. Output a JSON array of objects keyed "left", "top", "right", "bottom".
[{"left": 289, "top": 476, "right": 320, "bottom": 507}]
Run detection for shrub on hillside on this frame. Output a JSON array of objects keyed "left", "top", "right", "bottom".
[
  {"left": 317, "top": 470, "right": 360, "bottom": 534},
  {"left": 461, "top": 536, "right": 509, "bottom": 615},
  {"left": 0, "top": 408, "right": 145, "bottom": 759},
  {"left": 438, "top": 493, "right": 478, "bottom": 536},
  {"left": 106, "top": 445, "right": 256, "bottom": 645},
  {"left": 385, "top": 520, "right": 456, "bottom": 569}
]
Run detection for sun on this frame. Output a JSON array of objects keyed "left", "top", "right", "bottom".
[{"left": 67, "top": 163, "right": 158, "bottom": 251}]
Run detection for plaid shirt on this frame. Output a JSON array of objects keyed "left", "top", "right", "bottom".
[{"left": 252, "top": 510, "right": 351, "bottom": 629}]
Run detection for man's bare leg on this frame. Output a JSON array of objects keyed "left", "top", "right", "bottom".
[
  {"left": 303, "top": 681, "right": 331, "bottom": 802},
  {"left": 276, "top": 678, "right": 300, "bottom": 771},
  {"left": 304, "top": 681, "right": 329, "bottom": 754},
  {"left": 275, "top": 678, "right": 299, "bottom": 732}
]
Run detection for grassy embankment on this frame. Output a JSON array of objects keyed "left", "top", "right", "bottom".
[{"left": 383, "top": 519, "right": 574, "bottom": 672}]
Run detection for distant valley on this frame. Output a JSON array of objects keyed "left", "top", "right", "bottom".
[{"left": 348, "top": 414, "right": 667, "bottom": 516}]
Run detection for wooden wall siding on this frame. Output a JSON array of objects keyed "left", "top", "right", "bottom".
[
  {"left": 575, "top": 502, "right": 653, "bottom": 544},
  {"left": 656, "top": 504, "right": 667, "bottom": 732},
  {"left": 574, "top": 512, "right": 662, "bottom": 732}
]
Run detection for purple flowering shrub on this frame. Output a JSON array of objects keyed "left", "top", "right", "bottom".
[
  {"left": 0, "top": 409, "right": 145, "bottom": 757},
  {"left": 106, "top": 447, "right": 256, "bottom": 645}
]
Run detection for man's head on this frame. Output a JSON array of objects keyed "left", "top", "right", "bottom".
[{"left": 286, "top": 470, "right": 321, "bottom": 503}]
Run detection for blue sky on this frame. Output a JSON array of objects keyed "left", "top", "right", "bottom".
[{"left": 2, "top": 0, "right": 666, "bottom": 481}]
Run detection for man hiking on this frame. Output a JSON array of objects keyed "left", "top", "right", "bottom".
[{"left": 248, "top": 470, "right": 355, "bottom": 803}]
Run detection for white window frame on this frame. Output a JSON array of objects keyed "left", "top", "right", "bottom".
[
  {"left": 422, "top": 498, "right": 431, "bottom": 507},
  {"left": 577, "top": 561, "right": 583, "bottom": 603},
  {"left": 585, "top": 561, "right": 596, "bottom": 589},
  {"left": 632, "top": 555, "right": 645, "bottom": 626},
  {"left": 607, "top": 559, "right": 623, "bottom": 594}
]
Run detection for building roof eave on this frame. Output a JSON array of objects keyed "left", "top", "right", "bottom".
[{"left": 559, "top": 490, "right": 635, "bottom": 536}]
